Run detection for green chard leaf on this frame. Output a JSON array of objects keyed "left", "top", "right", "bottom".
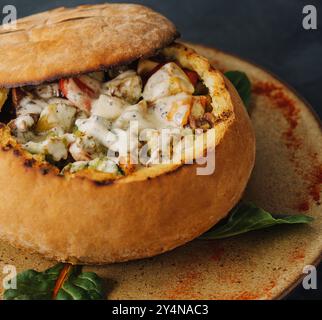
[
  {"left": 225, "top": 71, "right": 252, "bottom": 108},
  {"left": 4, "top": 263, "right": 105, "bottom": 300},
  {"left": 3, "top": 263, "right": 64, "bottom": 300},
  {"left": 200, "top": 202, "right": 314, "bottom": 240},
  {"left": 56, "top": 269, "right": 104, "bottom": 300}
]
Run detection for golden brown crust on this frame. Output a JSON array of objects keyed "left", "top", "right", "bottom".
[
  {"left": 162, "top": 43, "right": 234, "bottom": 121},
  {"left": 0, "top": 77, "right": 255, "bottom": 264},
  {"left": 0, "top": 4, "right": 178, "bottom": 88}
]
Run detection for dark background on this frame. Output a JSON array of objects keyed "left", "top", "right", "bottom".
[{"left": 0, "top": 0, "right": 321, "bottom": 300}]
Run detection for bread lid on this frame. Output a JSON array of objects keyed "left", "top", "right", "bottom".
[{"left": 0, "top": 4, "right": 178, "bottom": 88}]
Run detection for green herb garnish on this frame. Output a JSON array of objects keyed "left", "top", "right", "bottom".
[
  {"left": 225, "top": 71, "right": 252, "bottom": 108},
  {"left": 3, "top": 263, "right": 105, "bottom": 300},
  {"left": 200, "top": 202, "right": 313, "bottom": 240}
]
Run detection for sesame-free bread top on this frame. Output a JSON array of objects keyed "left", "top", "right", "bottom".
[{"left": 0, "top": 3, "right": 178, "bottom": 88}]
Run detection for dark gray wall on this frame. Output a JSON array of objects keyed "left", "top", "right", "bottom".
[{"left": 0, "top": 0, "right": 321, "bottom": 299}]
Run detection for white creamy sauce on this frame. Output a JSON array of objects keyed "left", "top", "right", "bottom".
[
  {"left": 143, "top": 62, "right": 194, "bottom": 102},
  {"left": 150, "top": 93, "right": 192, "bottom": 127},
  {"left": 63, "top": 158, "right": 120, "bottom": 175},
  {"left": 15, "top": 115, "right": 35, "bottom": 132},
  {"left": 24, "top": 137, "right": 68, "bottom": 162},
  {"left": 69, "top": 135, "right": 101, "bottom": 161},
  {"left": 76, "top": 116, "right": 113, "bottom": 148},
  {"left": 37, "top": 103, "right": 77, "bottom": 132},
  {"left": 91, "top": 94, "right": 129, "bottom": 120},
  {"left": 17, "top": 97, "right": 47, "bottom": 116},
  {"left": 11, "top": 62, "right": 205, "bottom": 174}
]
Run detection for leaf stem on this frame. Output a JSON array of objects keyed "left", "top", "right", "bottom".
[{"left": 52, "top": 263, "right": 73, "bottom": 299}]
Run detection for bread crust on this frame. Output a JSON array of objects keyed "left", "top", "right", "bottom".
[
  {"left": 0, "top": 4, "right": 254, "bottom": 263},
  {"left": 0, "top": 77, "right": 255, "bottom": 264},
  {"left": 0, "top": 4, "right": 178, "bottom": 88}
]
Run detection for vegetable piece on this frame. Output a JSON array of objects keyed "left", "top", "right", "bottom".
[
  {"left": 74, "top": 76, "right": 100, "bottom": 98},
  {"left": 3, "top": 263, "right": 105, "bottom": 300},
  {"left": 4, "top": 263, "right": 63, "bottom": 300},
  {"left": 224, "top": 71, "right": 251, "bottom": 108},
  {"left": 59, "top": 75, "right": 101, "bottom": 113},
  {"left": 183, "top": 69, "right": 199, "bottom": 87},
  {"left": 0, "top": 88, "right": 8, "bottom": 111},
  {"left": 52, "top": 264, "right": 72, "bottom": 299},
  {"left": 12, "top": 88, "right": 26, "bottom": 108},
  {"left": 200, "top": 202, "right": 314, "bottom": 240},
  {"left": 56, "top": 267, "right": 104, "bottom": 300}
]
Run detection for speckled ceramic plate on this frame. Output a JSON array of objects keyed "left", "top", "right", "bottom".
[{"left": 0, "top": 44, "right": 321, "bottom": 300}]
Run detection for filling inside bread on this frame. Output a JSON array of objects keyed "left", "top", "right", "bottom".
[{"left": 0, "top": 44, "right": 233, "bottom": 180}]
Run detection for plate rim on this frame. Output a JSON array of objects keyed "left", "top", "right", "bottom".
[{"left": 189, "top": 42, "right": 322, "bottom": 300}]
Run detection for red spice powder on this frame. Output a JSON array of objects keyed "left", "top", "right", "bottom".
[
  {"left": 234, "top": 291, "right": 260, "bottom": 300},
  {"left": 254, "top": 81, "right": 321, "bottom": 208},
  {"left": 297, "top": 201, "right": 310, "bottom": 212},
  {"left": 166, "top": 270, "right": 202, "bottom": 300},
  {"left": 309, "top": 167, "right": 322, "bottom": 202},
  {"left": 232, "top": 279, "right": 277, "bottom": 300},
  {"left": 290, "top": 247, "right": 306, "bottom": 262},
  {"left": 262, "top": 280, "right": 277, "bottom": 299},
  {"left": 166, "top": 271, "right": 279, "bottom": 300},
  {"left": 253, "top": 81, "right": 301, "bottom": 150},
  {"left": 294, "top": 155, "right": 322, "bottom": 211},
  {"left": 298, "top": 156, "right": 322, "bottom": 209}
]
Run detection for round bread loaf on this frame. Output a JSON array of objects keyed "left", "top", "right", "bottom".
[{"left": 0, "top": 5, "right": 255, "bottom": 264}]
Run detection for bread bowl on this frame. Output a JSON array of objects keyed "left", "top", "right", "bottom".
[{"left": 0, "top": 3, "right": 255, "bottom": 264}]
